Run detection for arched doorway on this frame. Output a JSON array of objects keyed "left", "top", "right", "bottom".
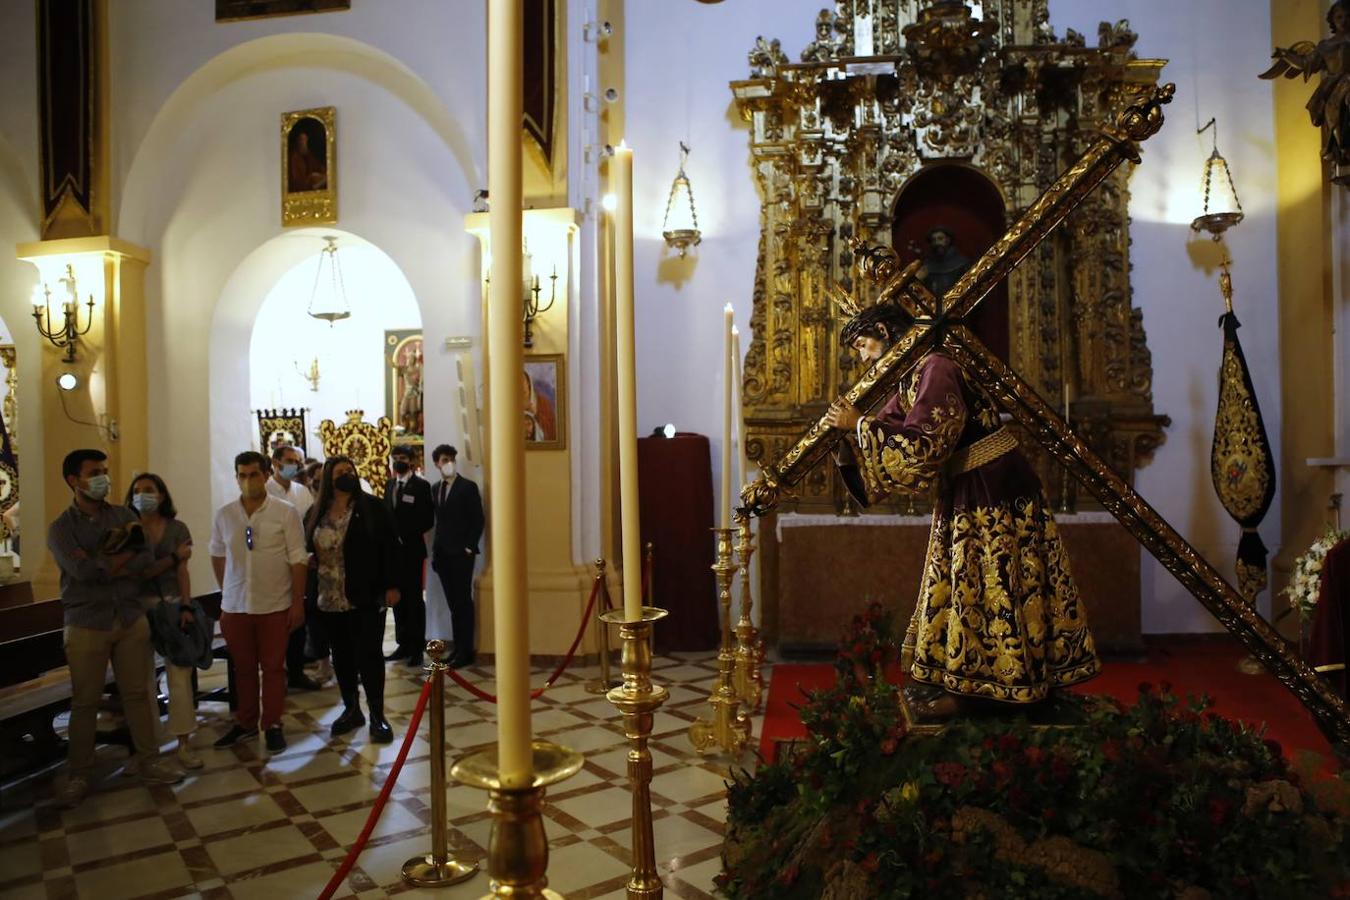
[{"left": 891, "top": 165, "right": 1009, "bottom": 362}]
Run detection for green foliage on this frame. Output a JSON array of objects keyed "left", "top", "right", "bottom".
[{"left": 718, "top": 605, "right": 1350, "bottom": 898}]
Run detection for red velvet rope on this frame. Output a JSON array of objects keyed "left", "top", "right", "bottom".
[
  {"left": 318, "top": 676, "right": 434, "bottom": 900},
  {"left": 445, "top": 572, "right": 605, "bottom": 703}
]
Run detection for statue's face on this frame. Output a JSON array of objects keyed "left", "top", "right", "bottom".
[
  {"left": 1334, "top": 5, "right": 1349, "bottom": 33},
  {"left": 851, "top": 326, "right": 889, "bottom": 363},
  {"left": 928, "top": 231, "right": 952, "bottom": 255}
]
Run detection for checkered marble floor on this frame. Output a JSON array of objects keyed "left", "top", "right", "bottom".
[{"left": 0, "top": 644, "right": 767, "bottom": 899}]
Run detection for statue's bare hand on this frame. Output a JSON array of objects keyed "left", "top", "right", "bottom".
[{"left": 824, "top": 400, "right": 860, "bottom": 431}]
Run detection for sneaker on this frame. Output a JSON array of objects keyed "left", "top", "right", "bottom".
[
  {"left": 176, "top": 743, "right": 204, "bottom": 770},
  {"left": 213, "top": 724, "right": 258, "bottom": 748},
  {"left": 288, "top": 672, "right": 324, "bottom": 692},
  {"left": 264, "top": 726, "right": 287, "bottom": 753},
  {"left": 139, "top": 758, "right": 185, "bottom": 785},
  {"left": 56, "top": 775, "right": 89, "bottom": 808},
  {"left": 330, "top": 707, "right": 366, "bottom": 738}
]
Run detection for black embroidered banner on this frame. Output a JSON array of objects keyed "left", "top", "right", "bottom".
[
  {"left": 1210, "top": 311, "right": 1277, "bottom": 601},
  {"left": 38, "top": 0, "right": 96, "bottom": 229},
  {"left": 523, "top": 0, "right": 556, "bottom": 166}
]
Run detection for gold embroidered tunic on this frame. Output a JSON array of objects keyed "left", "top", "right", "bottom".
[{"left": 838, "top": 353, "right": 1100, "bottom": 703}]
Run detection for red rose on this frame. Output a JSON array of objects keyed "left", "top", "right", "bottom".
[
  {"left": 881, "top": 736, "right": 898, "bottom": 755},
  {"left": 1023, "top": 745, "right": 1043, "bottom": 765},
  {"left": 862, "top": 852, "right": 880, "bottom": 873},
  {"left": 933, "top": 762, "right": 968, "bottom": 787}
]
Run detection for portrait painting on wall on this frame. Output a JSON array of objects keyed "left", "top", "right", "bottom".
[
  {"left": 217, "top": 0, "right": 350, "bottom": 23},
  {"left": 385, "top": 330, "right": 425, "bottom": 439},
  {"left": 281, "top": 107, "right": 337, "bottom": 227},
  {"left": 524, "top": 354, "right": 565, "bottom": 451}
]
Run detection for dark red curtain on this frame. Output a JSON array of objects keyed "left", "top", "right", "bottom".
[{"left": 637, "top": 433, "right": 718, "bottom": 652}]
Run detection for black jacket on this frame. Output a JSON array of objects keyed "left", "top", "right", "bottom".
[
  {"left": 432, "top": 475, "right": 484, "bottom": 560},
  {"left": 383, "top": 473, "right": 435, "bottom": 561},
  {"left": 307, "top": 492, "right": 402, "bottom": 609}
]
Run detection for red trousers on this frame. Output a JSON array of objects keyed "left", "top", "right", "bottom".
[{"left": 220, "top": 610, "right": 291, "bottom": 730}]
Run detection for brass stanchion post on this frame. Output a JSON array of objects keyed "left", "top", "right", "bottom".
[
  {"left": 452, "top": 742, "right": 583, "bottom": 899},
  {"left": 601, "top": 606, "right": 669, "bottom": 899},
  {"left": 731, "top": 515, "right": 764, "bottom": 713},
  {"left": 585, "top": 559, "right": 619, "bottom": 695},
  {"left": 688, "top": 527, "right": 749, "bottom": 755},
  {"left": 402, "top": 640, "right": 479, "bottom": 887}
]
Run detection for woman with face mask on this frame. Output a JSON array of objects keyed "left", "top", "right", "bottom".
[
  {"left": 126, "top": 473, "right": 205, "bottom": 769},
  {"left": 305, "top": 456, "right": 402, "bottom": 743}
]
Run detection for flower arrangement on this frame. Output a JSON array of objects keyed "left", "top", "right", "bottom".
[
  {"left": 1284, "top": 528, "right": 1350, "bottom": 623},
  {"left": 719, "top": 612, "right": 1350, "bottom": 899}
]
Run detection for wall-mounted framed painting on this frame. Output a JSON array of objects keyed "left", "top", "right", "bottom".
[
  {"left": 281, "top": 106, "right": 336, "bottom": 226},
  {"left": 524, "top": 354, "right": 565, "bottom": 451},
  {"left": 217, "top": 0, "right": 350, "bottom": 23},
  {"left": 385, "top": 329, "right": 424, "bottom": 439}
]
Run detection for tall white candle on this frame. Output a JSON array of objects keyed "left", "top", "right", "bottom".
[
  {"left": 613, "top": 144, "right": 643, "bottom": 623},
  {"left": 732, "top": 326, "right": 749, "bottom": 488},
  {"left": 486, "top": 0, "right": 531, "bottom": 788},
  {"left": 722, "top": 303, "right": 734, "bottom": 528}
]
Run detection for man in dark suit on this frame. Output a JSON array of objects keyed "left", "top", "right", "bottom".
[
  {"left": 383, "top": 445, "right": 435, "bottom": 667},
  {"left": 430, "top": 443, "right": 484, "bottom": 668}
]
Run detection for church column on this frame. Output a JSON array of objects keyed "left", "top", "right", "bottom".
[
  {"left": 16, "top": 0, "right": 151, "bottom": 600},
  {"left": 1270, "top": 0, "right": 1337, "bottom": 626}
]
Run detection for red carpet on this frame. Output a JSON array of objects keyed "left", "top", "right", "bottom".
[{"left": 759, "top": 640, "right": 1335, "bottom": 766}]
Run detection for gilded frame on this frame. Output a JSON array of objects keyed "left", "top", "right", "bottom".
[
  {"left": 281, "top": 106, "right": 336, "bottom": 227},
  {"left": 523, "top": 353, "right": 566, "bottom": 451}
]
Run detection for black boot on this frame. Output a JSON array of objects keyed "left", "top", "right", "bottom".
[
  {"left": 330, "top": 697, "right": 366, "bottom": 738},
  {"left": 368, "top": 713, "right": 393, "bottom": 744}
]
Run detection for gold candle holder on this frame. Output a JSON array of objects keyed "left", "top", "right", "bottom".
[
  {"left": 731, "top": 515, "right": 764, "bottom": 714},
  {"left": 688, "top": 527, "right": 750, "bottom": 756},
  {"left": 451, "top": 741, "right": 584, "bottom": 899},
  {"left": 402, "top": 641, "right": 481, "bottom": 887},
  {"left": 585, "top": 559, "right": 620, "bottom": 695},
  {"left": 600, "top": 606, "right": 670, "bottom": 899}
]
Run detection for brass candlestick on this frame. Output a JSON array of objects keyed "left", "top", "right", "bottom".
[
  {"left": 451, "top": 742, "right": 583, "bottom": 899},
  {"left": 600, "top": 606, "right": 670, "bottom": 899},
  {"left": 402, "top": 641, "right": 480, "bottom": 887},
  {"left": 585, "top": 559, "right": 620, "bottom": 695},
  {"left": 732, "top": 515, "right": 764, "bottom": 713},
  {"left": 688, "top": 527, "right": 750, "bottom": 756}
]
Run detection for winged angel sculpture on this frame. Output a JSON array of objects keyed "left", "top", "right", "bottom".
[{"left": 1261, "top": 0, "right": 1350, "bottom": 183}]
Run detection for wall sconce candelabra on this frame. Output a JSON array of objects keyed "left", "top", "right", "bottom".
[
  {"left": 522, "top": 266, "right": 557, "bottom": 349},
  {"left": 662, "top": 142, "right": 702, "bottom": 258},
  {"left": 294, "top": 357, "right": 321, "bottom": 392},
  {"left": 31, "top": 264, "right": 94, "bottom": 362}
]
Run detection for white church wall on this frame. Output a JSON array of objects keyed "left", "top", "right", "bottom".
[
  {"left": 0, "top": 0, "right": 46, "bottom": 573},
  {"left": 623, "top": 0, "right": 1282, "bottom": 633},
  {"left": 116, "top": 38, "right": 482, "bottom": 596}
]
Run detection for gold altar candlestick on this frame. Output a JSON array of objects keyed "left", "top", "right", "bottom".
[
  {"left": 600, "top": 606, "right": 670, "bottom": 899},
  {"left": 452, "top": 742, "right": 584, "bottom": 900},
  {"left": 731, "top": 515, "right": 764, "bottom": 714},
  {"left": 688, "top": 527, "right": 750, "bottom": 756},
  {"left": 403, "top": 640, "right": 479, "bottom": 887},
  {"left": 585, "top": 559, "right": 620, "bottom": 695}
]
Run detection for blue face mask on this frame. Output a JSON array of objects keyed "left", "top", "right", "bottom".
[
  {"left": 279, "top": 463, "right": 300, "bottom": 480},
  {"left": 81, "top": 474, "right": 111, "bottom": 502},
  {"left": 132, "top": 493, "right": 160, "bottom": 514}
]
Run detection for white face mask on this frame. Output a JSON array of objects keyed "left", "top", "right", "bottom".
[{"left": 440, "top": 462, "right": 456, "bottom": 478}]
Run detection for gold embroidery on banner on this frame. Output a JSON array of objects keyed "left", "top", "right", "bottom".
[{"left": 1211, "top": 342, "right": 1271, "bottom": 520}]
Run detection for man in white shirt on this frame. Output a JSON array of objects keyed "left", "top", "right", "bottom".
[
  {"left": 267, "top": 444, "right": 324, "bottom": 691},
  {"left": 210, "top": 451, "right": 308, "bottom": 753}
]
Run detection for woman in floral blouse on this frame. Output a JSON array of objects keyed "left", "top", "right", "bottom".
[{"left": 306, "top": 457, "right": 401, "bottom": 743}]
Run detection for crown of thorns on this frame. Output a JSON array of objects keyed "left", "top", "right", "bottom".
[{"left": 829, "top": 240, "right": 903, "bottom": 320}]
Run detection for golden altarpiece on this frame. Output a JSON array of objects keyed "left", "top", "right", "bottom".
[{"left": 735, "top": 1, "right": 1168, "bottom": 651}]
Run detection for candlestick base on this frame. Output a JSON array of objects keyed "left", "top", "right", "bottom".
[
  {"left": 732, "top": 519, "right": 764, "bottom": 714},
  {"left": 689, "top": 528, "right": 751, "bottom": 757},
  {"left": 451, "top": 741, "right": 584, "bottom": 899},
  {"left": 600, "top": 607, "right": 670, "bottom": 899}
]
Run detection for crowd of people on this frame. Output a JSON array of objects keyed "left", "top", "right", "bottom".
[{"left": 46, "top": 442, "right": 484, "bottom": 808}]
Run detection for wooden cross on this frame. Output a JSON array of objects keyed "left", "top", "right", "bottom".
[{"left": 741, "top": 82, "right": 1350, "bottom": 751}]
